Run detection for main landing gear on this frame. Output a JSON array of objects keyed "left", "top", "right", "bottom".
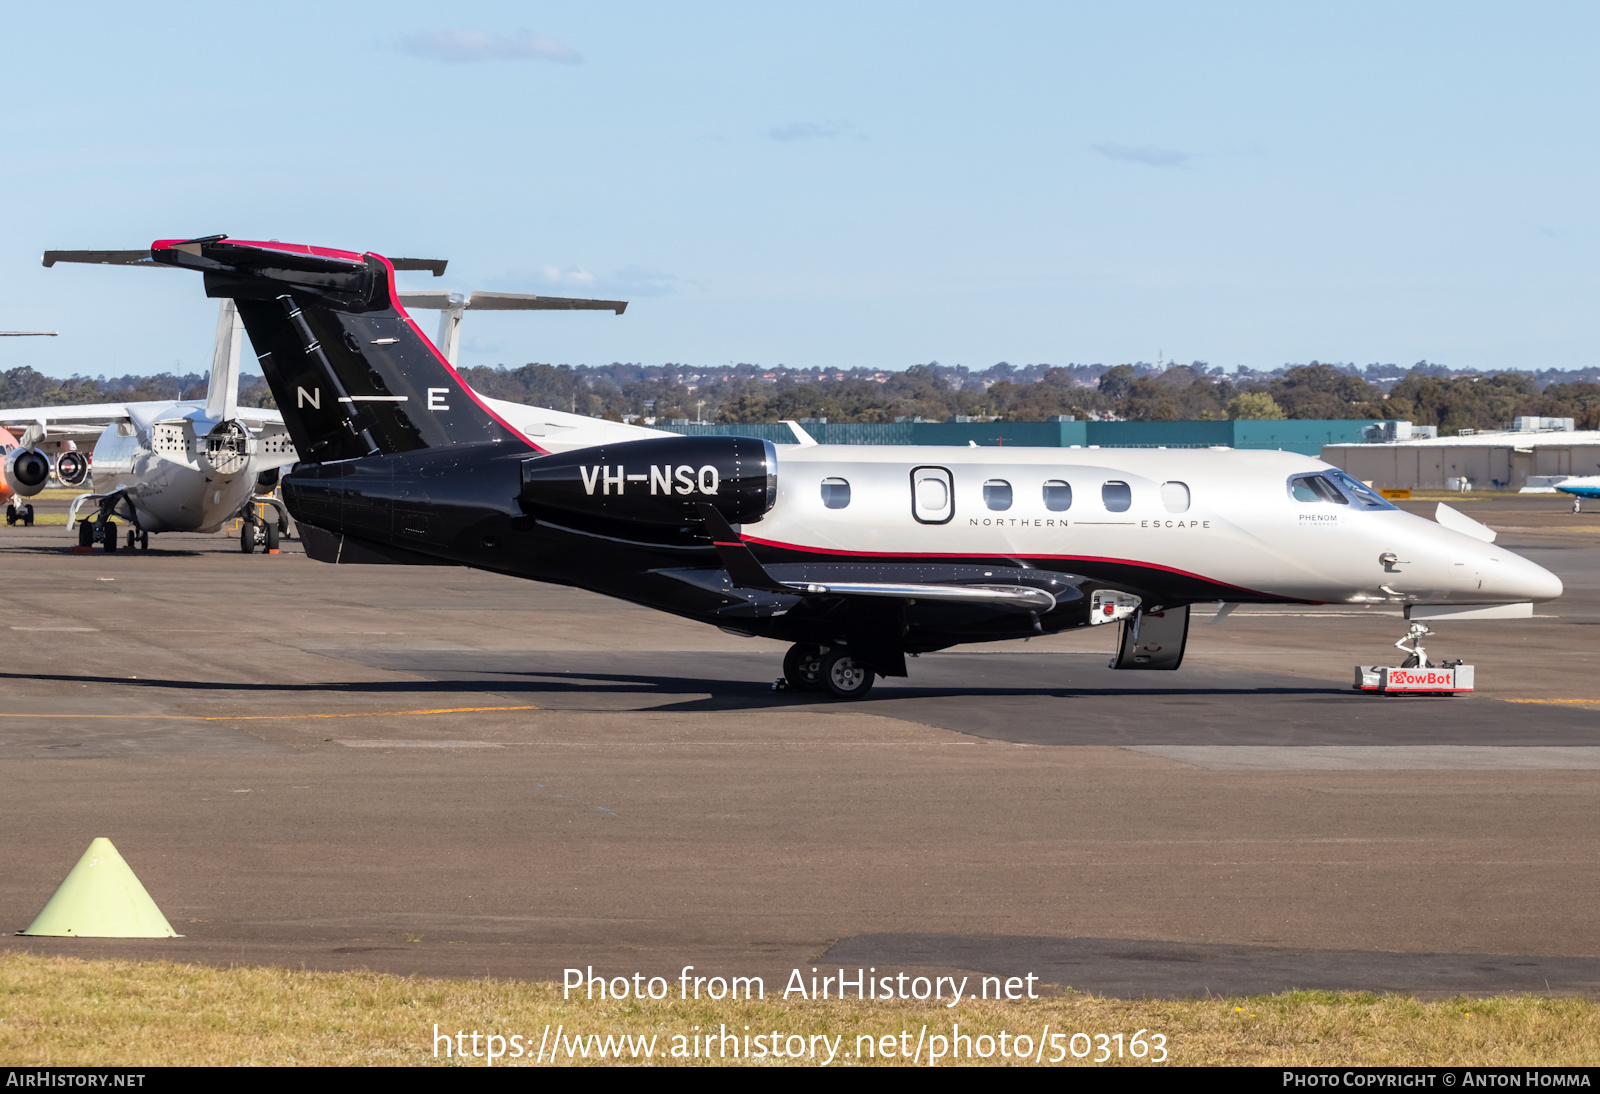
[
  {"left": 777, "top": 643, "right": 876, "bottom": 701},
  {"left": 240, "top": 512, "right": 280, "bottom": 554},
  {"left": 5, "top": 502, "right": 33, "bottom": 526}
]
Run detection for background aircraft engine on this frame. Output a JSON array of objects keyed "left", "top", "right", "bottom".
[
  {"left": 520, "top": 435, "right": 777, "bottom": 527},
  {"left": 55, "top": 451, "right": 88, "bottom": 487},
  {"left": 4, "top": 448, "right": 51, "bottom": 496}
]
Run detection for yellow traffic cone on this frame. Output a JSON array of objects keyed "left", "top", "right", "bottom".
[{"left": 20, "top": 838, "right": 180, "bottom": 938}]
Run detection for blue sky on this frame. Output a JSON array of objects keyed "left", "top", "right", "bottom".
[{"left": 1, "top": 2, "right": 1595, "bottom": 378}]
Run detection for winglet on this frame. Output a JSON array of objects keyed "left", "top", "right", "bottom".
[{"left": 782, "top": 419, "right": 817, "bottom": 446}]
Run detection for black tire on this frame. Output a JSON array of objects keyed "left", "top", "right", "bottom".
[
  {"left": 78, "top": 519, "right": 93, "bottom": 548},
  {"left": 265, "top": 521, "right": 280, "bottom": 551},
  {"left": 240, "top": 520, "right": 256, "bottom": 554},
  {"left": 820, "top": 648, "right": 875, "bottom": 701},
  {"left": 102, "top": 521, "right": 117, "bottom": 552},
  {"left": 22, "top": 504, "right": 34, "bottom": 526},
  {"left": 139, "top": 531, "right": 149, "bottom": 550},
  {"left": 783, "top": 643, "right": 827, "bottom": 691},
  {"left": 4, "top": 504, "right": 14, "bottom": 526},
  {"left": 126, "top": 529, "right": 136, "bottom": 550}
]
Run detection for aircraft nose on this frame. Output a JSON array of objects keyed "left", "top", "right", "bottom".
[{"left": 1497, "top": 553, "right": 1563, "bottom": 602}]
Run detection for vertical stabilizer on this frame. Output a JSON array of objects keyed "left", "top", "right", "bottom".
[
  {"left": 204, "top": 298, "right": 242, "bottom": 421},
  {"left": 151, "top": 236, "right": 530, "bottom": 463}
]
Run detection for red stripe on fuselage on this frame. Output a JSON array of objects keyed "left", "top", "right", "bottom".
[
  {"left": 739, "top": 533, "right": 1280, "bottom": 599},
  {"left": 370, "top": 252, "right": 548, "bottom": 456}
]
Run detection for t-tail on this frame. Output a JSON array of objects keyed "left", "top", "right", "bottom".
[{"left": 151, "top": 235, "right": 534, "bottom": 462}]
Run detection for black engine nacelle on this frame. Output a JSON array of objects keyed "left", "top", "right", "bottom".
[
  {"left": 520, "top": 435, "right": 777, "bottom": 527},
  {"left": 4, "top": 447, "right": 51, "bottom": 497}
]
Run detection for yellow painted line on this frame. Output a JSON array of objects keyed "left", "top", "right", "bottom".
[
  {"left": 0, "top": 705, "right": 540, "bottom": 721},
  {"left": 1503, "top": 699, "right": 1600, "bottom": 705}
]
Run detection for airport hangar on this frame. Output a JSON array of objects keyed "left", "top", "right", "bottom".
[{"left": 1322, "top": 423, "right": 1600, "bottom": 492}]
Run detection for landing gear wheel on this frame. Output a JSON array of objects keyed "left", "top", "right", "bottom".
[
  {"left": 4, "top": 504, "right": 14, "bottom": 526},
  {"left": 820, "top": 648, "right": 875, "bottom": 701},
  {"left": 101, "top": 520, "right": 117, "bottom": 553},
  {"left": 78, "top": 519, "right": 93, "bottom": 548},
  {"left": 126, "top": 529, "right": 136, "bottom": 550},
  {"left": 240, "top": 520, "right": 256, "bottom": 554},
  {"left": 782, "top": 643, "right": 826, "bottom": 691},
  {"left": 22, "top": 504, "right": 32, "bottom": 527},
  {"left": 264, "top": 521, "right": 280, "bottom": 552},
  {"left": 138, "top": 531, "right": 149, "bottom": 551}
]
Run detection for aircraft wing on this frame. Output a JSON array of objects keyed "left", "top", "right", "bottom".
[
  {"left": 692, "top": 504, "right": 1061, "bottom": 611},
  {"left": 0, "top": 404, "right": 132, "bottom": 429},
  {"left": 479, "top": 396, "right": 678, "bottom": 454}
]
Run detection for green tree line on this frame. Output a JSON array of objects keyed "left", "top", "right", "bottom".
[{"left": 5, "top": 361, "right": 1599, "bottom": 436}]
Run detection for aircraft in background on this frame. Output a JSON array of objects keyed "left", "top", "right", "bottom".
[
  {"left": 0, "top": 296, "right": 295, "bottom": 550},
  {"left": 1554, "top": 476, "right": 1600, "bottom": 512},
  {"left": 152, "top": 235, "right": 1565, "bottom": 699},
  {"left": 1, "top": 330, "right": 61, "bottom": 526}
]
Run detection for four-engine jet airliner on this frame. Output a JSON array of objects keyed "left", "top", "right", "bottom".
[{"left": 151, "top": 235, "right": 1563, "bottom": 698}]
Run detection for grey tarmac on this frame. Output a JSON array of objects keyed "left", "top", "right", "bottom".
[{"left": 2, "top": 492, "right": 1599, "bottom": 998}]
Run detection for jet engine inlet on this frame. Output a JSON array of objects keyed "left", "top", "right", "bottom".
[{"left": 4, "top": 448, "right": 51, "bottom": 496}]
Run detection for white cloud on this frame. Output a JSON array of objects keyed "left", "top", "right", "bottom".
[
  {"left": 537, "top": 265, "right": 598, "bottom": 288},
  {"left": 1092, "top": 142, "right": 1190, "bottom": 168},
  {"left": 400, "top": 29, "right": 583, "bottom": 64}
]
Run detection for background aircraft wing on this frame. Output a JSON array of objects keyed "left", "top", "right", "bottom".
[
  {"left": 0, "top": 404, "right": 131, "bottom": 428},
  {"left": 479, "top": 396, "right": 676, "bottom": 454}
]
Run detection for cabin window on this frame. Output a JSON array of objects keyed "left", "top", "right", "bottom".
[
  {"left": 820, "top": 477, "right": 851, "bottom": 509},
  {"left": 1288, "top": 474, "right": 1347, "bottom": 504},
  {"left": 983, "top": 479, "right": 1013, "bottom": 511},
  {"left": 1102, "top": 481, "right": 1132, "bottom": 513},
  {"left": 1043, "top": 480, "right": 1072, "bottom": 511},
  {"left": 1160, "top": 481, "right": 1190, "bottom": 513}
]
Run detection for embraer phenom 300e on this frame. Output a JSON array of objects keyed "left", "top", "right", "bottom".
[{"left": 152, "top": 235, "right": 1562, "bottom": 698}]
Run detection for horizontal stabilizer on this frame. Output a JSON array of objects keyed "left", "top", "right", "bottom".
[
  {"left": 398, "top": 290, "right": 626, "bottom": 314},
  {"left": 0, "top": 331, "right": 57, "bottom": 337},
  {"left": 42, "top": 249, "right": 160, "bottom": 268},
  {"left": 388, "top": 258, "right": 448, "bottom": 276},
  {"left": 45, "top": 249, "right": 447, "bottom": 276}
]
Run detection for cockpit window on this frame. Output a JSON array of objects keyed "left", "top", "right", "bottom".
[
  {"left": 1289, "top": 474, "right": 1349, "bottom": 505},
  {"left": 1326, "top": 468, "right": 1397, "bottom": 510}
]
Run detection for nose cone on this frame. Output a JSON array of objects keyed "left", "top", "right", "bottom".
[{"left": 1497, "top": 552, "right": 1563, "bottom": 602}]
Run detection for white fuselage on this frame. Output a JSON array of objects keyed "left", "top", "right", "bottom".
[
  {"left": 748, "top": 445, "right": 1561, "bottom": 606},
  {"left": 86, "top": 401, "right": 295, "bottom": 534}
]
